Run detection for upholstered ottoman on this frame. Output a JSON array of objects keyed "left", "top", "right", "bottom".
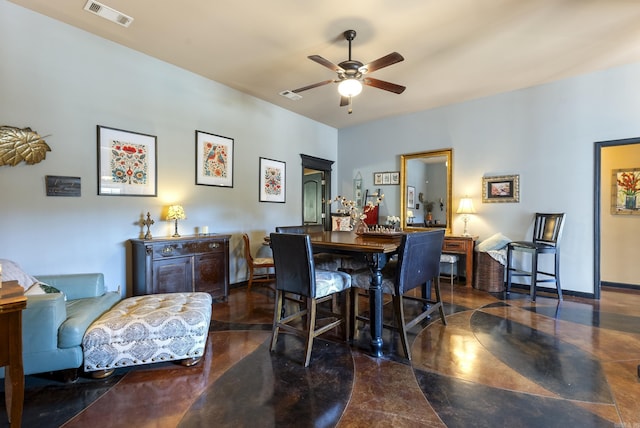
[{"left": 82, "top": 292, "right": 212, "bottom": 376}]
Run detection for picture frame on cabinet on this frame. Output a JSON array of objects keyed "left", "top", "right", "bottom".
[
  {"left": 195, "top": 130, "right": 234, "bottom": 187},
  {"left": 482, "top": 174, "right": 520, "bottom": 203},
  {"left": 97, "top": 125, "right": 157, "bottom": 196},
  {"left": 259, "top": 157, "right": 286, "bottom": 203}
]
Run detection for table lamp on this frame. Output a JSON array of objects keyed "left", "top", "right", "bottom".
[
  {"left": 407, "top": 210, "right": 414, "bottom": 224},
  {"left": 167, "top": 205, "right": 186, "bottom": 237},
  {"left": 456, "top": 197, "right": 476, "bottom": 236}
]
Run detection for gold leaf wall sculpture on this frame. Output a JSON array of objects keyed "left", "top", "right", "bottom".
[{"left": 0, "top": 125, "right": 51, "bottom": 166}]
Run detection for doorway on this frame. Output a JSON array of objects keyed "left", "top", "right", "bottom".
[
  {"left": 301, "top": 154, "right": 334, "bottom": 231},
  {"left": 594, "top": 137, "right": 640, "bottom": 298}
]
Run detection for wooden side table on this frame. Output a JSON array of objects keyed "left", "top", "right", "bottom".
[
  {"left": 0, "top": 281, "right": 27, "bottom": 427},
  {"left": 443, "top": 235, "right": 478, "bottom": 286}
]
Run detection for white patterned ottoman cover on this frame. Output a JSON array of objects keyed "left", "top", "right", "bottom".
[{"left": 82, "top": 292, "right": 212, "bottom": 371}]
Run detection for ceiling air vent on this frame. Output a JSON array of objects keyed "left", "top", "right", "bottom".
[
  {"left": 83, "top": 0, "right": 133, "bottom": 28},
  {"left": 279, "top": 90, "right": 303, "bottom": 101}
]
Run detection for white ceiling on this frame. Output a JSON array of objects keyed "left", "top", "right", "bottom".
[{"left": 10, "top": 0, "right": 640, "bottom": 129}]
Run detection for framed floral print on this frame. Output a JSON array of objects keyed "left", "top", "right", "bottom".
[
  {"left": 611, "top": 168, "right": 640, "bottom": 215},
  {"left": 97, "top": 125, "right": 157, "bottom": 196},
  {"left": 195, "top": 130, "right": 234, "bottom": 187},
  {"left": 259, "top": 157, "right": 286, "bottom": 203}
]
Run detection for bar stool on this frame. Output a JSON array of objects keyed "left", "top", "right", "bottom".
[{"left": 439, "top": 254, "right": 459, "bottom": 289}]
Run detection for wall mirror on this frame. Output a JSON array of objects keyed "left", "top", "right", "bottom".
[{"left": 400, "top": 149, "right": 452, "bottom": 233}]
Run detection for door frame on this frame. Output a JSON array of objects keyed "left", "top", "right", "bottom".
[
  {"left": 594, "top": 136, "right": 640, "bottom": 298},
  {"left": 300, "top": 154, "right": 334, "bottom": 231}
]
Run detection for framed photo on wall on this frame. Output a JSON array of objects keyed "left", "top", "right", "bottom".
[
  {"left": 195, "top": 130, "right": 234, "bottom": 187},
  {"left": 407, "top": 185, "right": 416, "bottom": 208},
  {"left": 259, "top": 157, "right": 286, "bottom": 203},
  {"left": 482, "top": 174, "right": 520, "bottom": 203},
  {"left": 97, "top": 125, "right": 157, "bottom": 196}
]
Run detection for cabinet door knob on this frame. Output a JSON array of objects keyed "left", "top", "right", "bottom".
[
  {"left": 162, "top": 245, "right": 174, "bottom": 255},
  {"left": 209, "top": 243, "right": 219, "bottom": 249}
]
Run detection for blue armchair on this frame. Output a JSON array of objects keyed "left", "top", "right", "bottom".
[{"left": 0, "top": 273, "right": 121, "bottom": 380}]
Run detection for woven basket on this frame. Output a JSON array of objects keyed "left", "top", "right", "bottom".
[{"left": 473, "top": 251, "right": 505, "bottom": 292}]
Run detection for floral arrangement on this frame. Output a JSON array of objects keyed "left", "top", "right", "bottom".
[
  {"left": 386, "top": 215, "right": 400, "bottom": 225},
  {"left": 617, "top": 171, "right": 640, "bottom": 196},
  {"left": 330, "top": 194, "right": 384, "bottom": 221}
]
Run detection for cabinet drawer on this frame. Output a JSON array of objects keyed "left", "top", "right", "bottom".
[
  {"left": 443, "top": 239, "right": 467, "bottom": 252},
  {"left": 151, "top": 240, "right": 224, "bottom": 259}
]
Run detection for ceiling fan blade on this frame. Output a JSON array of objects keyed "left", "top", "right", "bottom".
[
  {"left": 340, "top": 96, "right": 349, "bottom": 107},
  {"left": 308, "top": 55, "right": 345, "bottom": 73},
  {"left": 363, "top": 77, "right": 406, "bottom": 94},
  {"left": 361, "top": 52, "right": 404, "bottom": 74},
  {"left": 292, "top": 80, "right": 334, "bottom": 93}
]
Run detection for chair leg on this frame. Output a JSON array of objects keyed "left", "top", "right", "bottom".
[
  {"left": 531, "top": 251, "right": 538, "bottom": 301},
  {"left": 270, "top": 290, "right": 284, "bottom": 351},
  {"left": 433, "top": 278, "right": 447, "bottom": 326},
  {"left": 247, "top": 268, "right": 255, "bottom": 292},
  {"left": 304, "top": 297, "right": 317, "bottom": 368},
  {"left": 393, "top": 295, "right": 411, "bottom": 360},
  {"left": 555, "top": 251, "right": 563, "bottom": 300},
  {"left": 506, "top": 246, "right": 513, "bottom": 295}
]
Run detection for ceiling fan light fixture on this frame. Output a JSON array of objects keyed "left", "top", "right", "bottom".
[{"left": 338, "top": 79, "right": 363, "bottom": 97}]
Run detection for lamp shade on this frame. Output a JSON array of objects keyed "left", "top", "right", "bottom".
[
  {"left": 456, "top": 198, "right": 476, "bottom": 214},
  {"left": 166, "top": 205, "right": 186, "bottom": 220},
  {"left": 338, "top": 79, "right": 363, "bottom": 97},
  {"left": 407, "top": 210, "right": 414, "bottom": 218}
]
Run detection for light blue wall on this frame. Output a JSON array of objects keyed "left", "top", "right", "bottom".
[
  {"left": 338, "top": 61, "right": 640, "bottom": 295},
  {"left": 0, "top": 1, "right": 337, "bottom": 292}
]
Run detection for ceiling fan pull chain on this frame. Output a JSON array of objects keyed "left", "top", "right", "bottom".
[{"left": 348, "top": 96, "right": 353, "bottom": 114}]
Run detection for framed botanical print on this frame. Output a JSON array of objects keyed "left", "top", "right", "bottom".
[
  {"left": 97, "top": 125, "right": 157, "bottom": 196},
  {"left": 611, "top": 168, "right": 640, "bottom": 215},
  {"left": 259, "top": 157, "right": 286, "bottom": 203},
  {"left": 195, "top": 130, "right": 234, "bottom": 187}
]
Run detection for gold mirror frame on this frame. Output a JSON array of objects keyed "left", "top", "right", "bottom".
[{"left": 400, "top": 149, "right": 453, "bottom": 233}]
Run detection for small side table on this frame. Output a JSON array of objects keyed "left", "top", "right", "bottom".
[{"left": 0, "top": 281, "right": 27, "bottom": 427}]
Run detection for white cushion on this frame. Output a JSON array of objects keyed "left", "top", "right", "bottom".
[
  {"left": 314, "top": 269, "right": 351, "bottom": 298},
  {"left": 475, "top": 233, "right": 512, "bottom": 252},
  {"left": 0, "top": 259, "right": 38, "bottom": 291},
  {"left": 440, "top": 254, "right": 459, "bottom": 263}
]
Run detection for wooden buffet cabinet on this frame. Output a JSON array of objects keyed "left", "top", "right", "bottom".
[{"left": 130, "top": 234, "right": 231, "bottom": 300}]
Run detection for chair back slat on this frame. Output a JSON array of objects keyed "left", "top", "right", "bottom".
[
  {"left": 533, "top": 213, "right": 565, "bottom": 246},
  {"left": 396, "top": 230, "right": 445, "bottom": 295},
  {"left": 270, "top": 233, "right": 315, "bottom": 297}
]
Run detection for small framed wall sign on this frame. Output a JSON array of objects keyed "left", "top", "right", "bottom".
[
  {"left": 97, "top": 125, "right": 157, "bottom": 196},
  {"left": 259, "top": 157, "right": 286, "bottom": 203},
  {"left": 46, "top": 175, "right": 81, "bottom": 197},
  {"left": 195, "top": 130, "right": 234, "bottom": 187},
  {"left": 482, "top": 174, "right": 520, "bottom": 203}
]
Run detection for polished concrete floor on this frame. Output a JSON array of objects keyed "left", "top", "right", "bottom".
[{"left": 2, "top": 284, "right": 640, "bottom": 427}]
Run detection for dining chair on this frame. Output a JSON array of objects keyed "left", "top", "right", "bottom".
[
  {"left": 269, "top": 232, "right": 352, "bottom": 367},
  {"left": 275, "top": 225, "right": 342, "bottom": 271},
  {"left": 242, "top": 233, "right": 275, "bottom": 292},
  {"left": 351, "top": 229, "right": 447, "bottom": 360},
  {"left": 506, "top": 213, "right": 566, "bottom": 301}
]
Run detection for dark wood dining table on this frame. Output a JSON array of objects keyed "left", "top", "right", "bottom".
[{"left": 308, "top": 230, "right": 402, "bottom": 357}]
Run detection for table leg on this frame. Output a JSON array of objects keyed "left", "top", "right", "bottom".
[{"left": 366, "top": 253, "right": 386, "bottom": 358}]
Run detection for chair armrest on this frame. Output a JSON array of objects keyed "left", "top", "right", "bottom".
[
  {"left": 22, "top": 293, "right": 67, "bottom": 353},
  {"left": 35, "top": 273, "right": 106, "bottom": 300}
]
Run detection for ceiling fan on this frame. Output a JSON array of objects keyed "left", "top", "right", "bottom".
[{"left": 292, "top": 30, "right": 406, "bottom": 114}]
